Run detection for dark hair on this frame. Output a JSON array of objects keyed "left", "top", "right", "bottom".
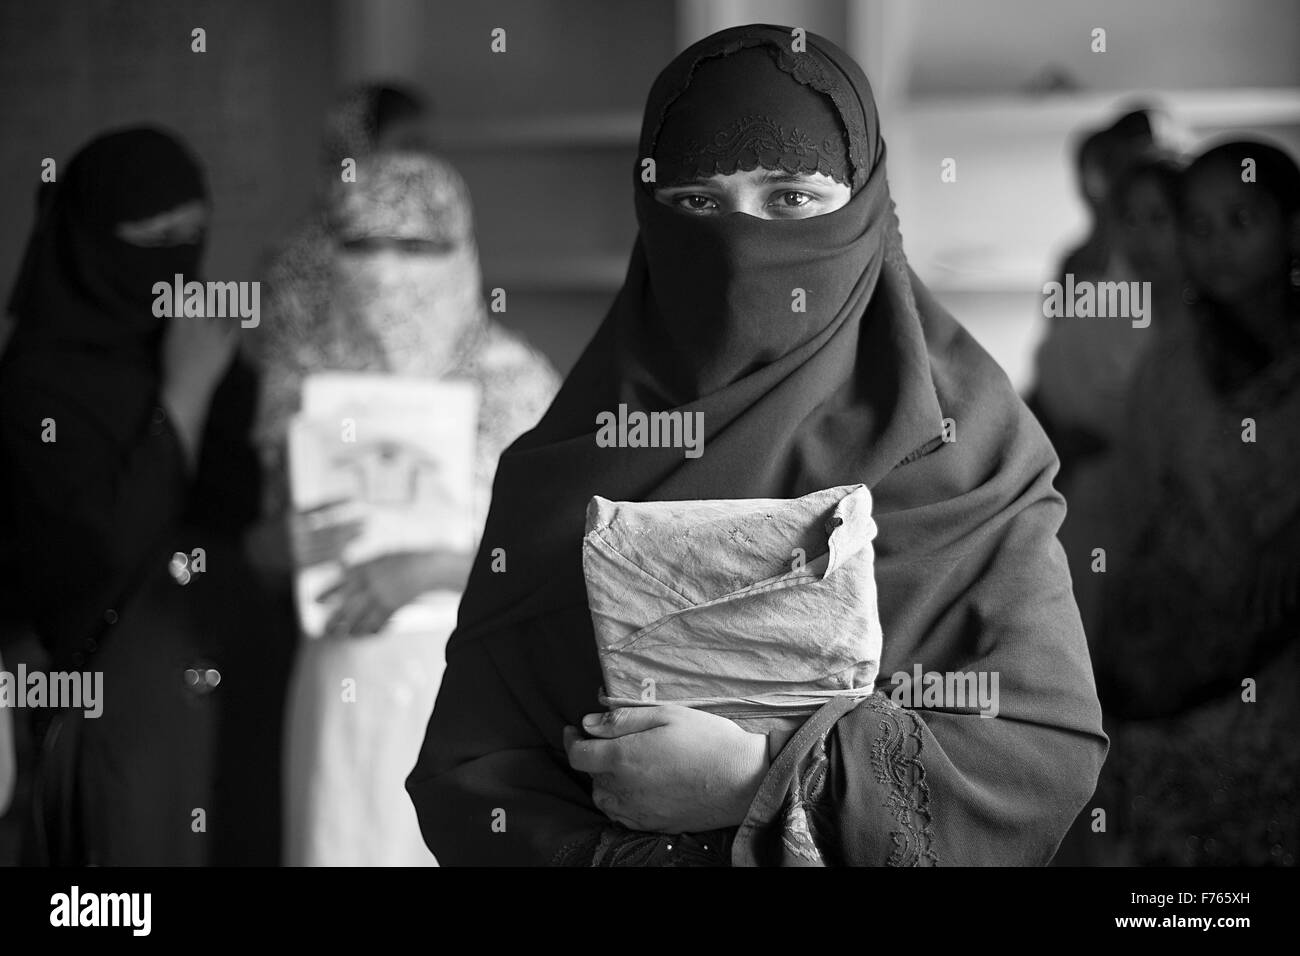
[
  {"left": 371, "top": 84, "right": 427, "bottom": 135},
  {"left": 1073, "top": 109, "right": 1159, "bottom": 187},
  {"left": 1108, "top": 108, "right": 1155, "bottom": 144},
  {"left": 1179, "top": 139, "right": 1300, "bottom": 220}
]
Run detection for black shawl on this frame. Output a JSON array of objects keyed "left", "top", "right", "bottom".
[{"left": 409, "top": 24, "right": 1105, "bottom": 866}]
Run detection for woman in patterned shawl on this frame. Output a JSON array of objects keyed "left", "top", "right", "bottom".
[
  {"left": 250, "top": 83, "right": 428, "bottom": 436},
  {"left": 252, "top": 146, "right": 558, "bottom": 865}
]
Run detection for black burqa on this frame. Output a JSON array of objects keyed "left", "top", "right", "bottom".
[
  {"left": 408, "top": 25, "right": 1106, "bottom": 866},
  {"left": 0, "top": 127, "right": 289, "bottom": 865}
]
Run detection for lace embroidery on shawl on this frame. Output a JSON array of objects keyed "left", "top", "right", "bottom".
[
  {"left": 644, "top": 34, "right": 871, "bottom": 194},
  {"left": 658, "top": 113, "right": 851, "bottom": 188},
  {"left": 860, "top": 694, "right": 939, "bottom": 866},
  {"left": 774, "top": 696, "right": 937, "bottom": 866}
]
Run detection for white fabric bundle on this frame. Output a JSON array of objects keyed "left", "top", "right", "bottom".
[{"left": 583, "top": 484, "right": 883, "bottom": 731}]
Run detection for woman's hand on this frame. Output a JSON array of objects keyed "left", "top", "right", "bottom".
[
  {"left": 318, "top": 549, "right": 469, "bottom": 638},
  {"left": 291, "top": 500, "right": 365, "bottom": 567},
  {"left": 563, "top": 705, "right": 769, "bottom": 834},
  {"left": 245, "top": 503, "right": 366, "bottom": 583}
]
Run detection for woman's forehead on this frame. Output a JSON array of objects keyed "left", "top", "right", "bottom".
[
  {"left": 664, "top": 169, "right": 844, "bottom": 189},
  {"left": 1185, "top": 170, "right": 1274, "bottom": 208}
]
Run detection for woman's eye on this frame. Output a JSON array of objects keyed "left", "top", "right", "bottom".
[
  {"left": 775, "top": 191, "right": 812, "bottom": 208},
  {"left": 674, "top": 194, "right": 717, "bottom": 213}
]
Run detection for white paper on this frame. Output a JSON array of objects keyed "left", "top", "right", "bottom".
[{"left": 287, "top": 373, "right": 479, "bottom": 638}]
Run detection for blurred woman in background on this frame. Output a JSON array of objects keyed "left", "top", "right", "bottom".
[
  {"left": 1113, "top": 154, "right": 1193, "bottom": 343},
  {"left": 1031, "top": 109, "right": 1159, "bottom": 491},
  {"left": 244, "top": 86, "right": 432, "bottom": 592},
  {"left": 252, "top": 148, "right": 558, "bottom": 865},
  {"left": 0, "top": 127, "right": 281, "bottom": 865},
  {"left": 1055, "top": 125, "right": 1127, "bottom": 287},
  {"left": 1055, "top": 154, "right": 1189, "bottom": 649},
  {"left": 248, "top": 84, "right": 430, "bottom": 456},
  {"left": 1085, "top": 140, "right": 1300, "bottom": 865}
]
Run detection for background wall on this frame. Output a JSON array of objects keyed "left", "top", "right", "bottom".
[
  {"left": 879, "top": 0, "right": 1300, "bottom": 387},
  {"left": 333, "top": 0, "right": 679, "bottom": 373},
  {"left": 0, "top": 0, "right": 335, "bottom": 302},
  {"left": 903, "top": 0, "right": 1300, "bottom": 94},
  {"left": 333, "top": 0, "right": 1300, "bottom": 387}
]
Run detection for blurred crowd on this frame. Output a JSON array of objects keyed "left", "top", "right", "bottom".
[
  {"left": 0, "top": 85, "right": 559, "bottom": 866},
  {"left": 1034, "top": 108, "right": 1300, "bottom": 865}
]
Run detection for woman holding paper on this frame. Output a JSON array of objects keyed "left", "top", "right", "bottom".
[
  {"left": 408, "top": 24, "right": 1107, "bottom": 866},
  {"left": 252, "top": 148, "right": 559, "bottom": 865}
]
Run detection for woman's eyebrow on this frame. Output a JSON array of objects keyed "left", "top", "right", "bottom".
[
  {"left": 758, "top": 171, "right": 815, "bottom": 185},
  {"left": 660, "top": 179, "right": 717, "bottom": 190}
]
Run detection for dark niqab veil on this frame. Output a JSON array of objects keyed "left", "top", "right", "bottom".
[
  {"left": 2, "top": 127, "right": 215, "bottom": 646},
  {"left": 7, "top": 127, "right": 207, "bottom": 353},
  {"left": 410, "top": 25, "right": 1105, "bottom": 867},
  {"left": 0, "top": 126, "right": 258, "bottom": 660}
]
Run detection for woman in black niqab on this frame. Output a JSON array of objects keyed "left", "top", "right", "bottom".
[
  {"left": 0, "top": 127, "right": 288, "bottom": 865},
  {"left": 408, "top": 26, "right": 1107, "bottom": 866}
]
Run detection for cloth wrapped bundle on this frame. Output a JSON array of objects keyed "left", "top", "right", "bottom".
[{"left": 582, "top": 484, "right": 882, "bottom": 731}]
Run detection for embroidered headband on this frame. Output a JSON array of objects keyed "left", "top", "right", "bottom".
[{"left": 651, "top": 45, "right": 852, "bottom": 190}]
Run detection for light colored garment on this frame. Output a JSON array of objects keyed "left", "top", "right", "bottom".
[
  {"left": 583, "top": 484, "right": 882, "bottom": 733},
  {"left": 258, "top": 151, "right": 560, "bottom": 866},
  {"left": 283, "top": 596, "right": 457, "bottom": 866}
]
